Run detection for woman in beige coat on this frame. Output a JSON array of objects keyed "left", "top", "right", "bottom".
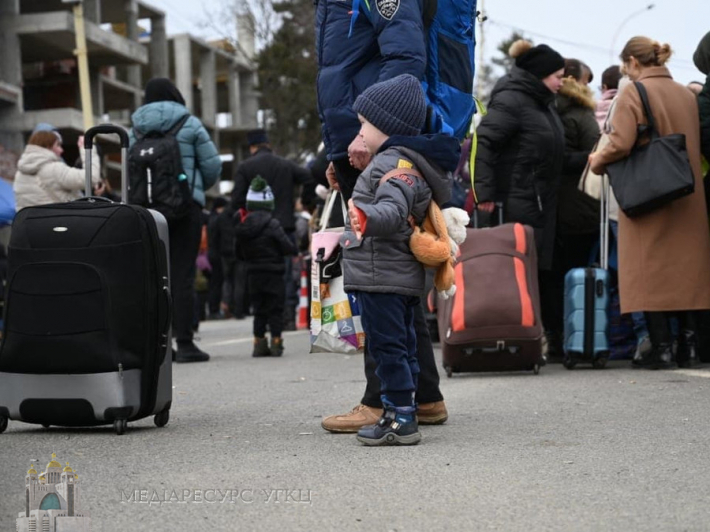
[
  {"left": 14, "top": 130, "right": 100, "bottom": 211},
  {"left": 590, "top": 36, "right": 710, "bottom": 370}
]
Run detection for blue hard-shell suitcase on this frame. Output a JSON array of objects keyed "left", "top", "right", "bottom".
[
  {"left": 563, "top": 268, "right": 610, "bottom": 368},
  {"left": 562, "top": 176, "right": 611, "bottom": 369}
]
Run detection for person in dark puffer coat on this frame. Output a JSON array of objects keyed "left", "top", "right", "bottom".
[
  {"left": 473, "top": 40, "right": 566, "bottom": 358},
  {"left": 234, "top": 177, "right": 298, "bottom": 358}
]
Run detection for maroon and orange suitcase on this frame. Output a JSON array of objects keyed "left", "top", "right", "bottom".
[{"left": 437, "top": 223, "right": 544, "bottom": 376}]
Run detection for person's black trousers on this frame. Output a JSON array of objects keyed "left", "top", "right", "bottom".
[
  {"left": 249, "top": 270, "right": 286, "bottom": 338},
  {"left": 207, "top": 254, "right": 223, "bottom": 314},
  {"left": 334, "top": 157, "right": 445, "bottom": 408},
  {"left": 223, "top": 258, "right": 250, "bottom": 317},
  {"left": 169, "top": 202, "right": 203, "bottom": 344}
]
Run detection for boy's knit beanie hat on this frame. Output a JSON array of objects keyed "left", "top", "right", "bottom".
[
  {"left": 352, "top": 74, "right": 426, "bottom": 137},
  {"left": 246, "top": 176, "right": 275, "bottom": 211}
]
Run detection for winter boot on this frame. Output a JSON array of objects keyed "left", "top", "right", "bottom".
[
  {"left": 676, "top": 330, "right": 699, "bottom": 368},
  {"left": 651, "top": 343, "right": 674, "bottom": 370},
  {"left": 356, "top": 405, "right": 421, "bottom": 446},
  {"left": 175, "top": 341, "right": 210, "bottom": 363},
  {"left": 252, "top": 337, "right": 271, "bottom": 358},
  {"left": 270, "top": 337, "right": 284, "bottom": 357},
  {"left": 631, "top": 340, "right": 654, "bottom": 369}
]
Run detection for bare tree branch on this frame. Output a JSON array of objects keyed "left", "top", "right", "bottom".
[{"left": 198, "top": 0, "right": 281, "bottom": 57}]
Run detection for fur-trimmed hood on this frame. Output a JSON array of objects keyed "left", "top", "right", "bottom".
[{"left": 557, "top": 78, "right": 596, "bottom": 111}]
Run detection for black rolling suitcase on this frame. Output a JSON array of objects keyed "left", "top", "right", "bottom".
[{"left": 0, "top": 125, "right": 172, "bottom": 435}]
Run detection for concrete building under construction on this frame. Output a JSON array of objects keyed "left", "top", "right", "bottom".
[{"left": 0, "top": 0, "right": 259, "bottom": 187}]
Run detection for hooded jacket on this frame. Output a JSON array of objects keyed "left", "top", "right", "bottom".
[
  {"left": 694, "top": 32, "right": 710, "bottom": 163},
  {"left": 315, "top": 0, "right": 426, "bottom": 161},
  {"left": 342, "top": 134, "right": 458, "bottom": 296},
  {"left": 556, "top": 78, "right": 601, "bottom": 235},
  {"left": 129, "top": 101, "right": 221, "bottom": 207},
  {"left": 14, "top": 145, "right": 100, "bottom": 211},
  {"left": 473, "top": 66, "right": 565, "bottom": 270},
  {"left": 234, "top": 209, "right": 298, "bottom": 272}
]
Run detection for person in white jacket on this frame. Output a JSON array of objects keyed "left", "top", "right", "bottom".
[{"left": 14, "top": 129, "right": 100, "bottom": 211}]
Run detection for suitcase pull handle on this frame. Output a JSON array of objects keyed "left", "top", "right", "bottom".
[
  {"left": 84, "top": 125, "right": 129, "bottom": 149},
  {"left": 83, "top": 124, "right": 130, "bottom": 203}
]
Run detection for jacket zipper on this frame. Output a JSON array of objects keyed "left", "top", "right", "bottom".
[{"left": 531, "top": 168, "right": 543, "bottom": 213}]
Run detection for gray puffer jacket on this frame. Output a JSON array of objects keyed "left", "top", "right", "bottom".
[{"left": 342, "top": 146, "right": 452, "bottom": 297}]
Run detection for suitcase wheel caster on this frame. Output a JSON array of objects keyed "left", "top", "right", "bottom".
[
  {"left": 154, "top": 409, "right": 170, "bottom": 428},
  {"left": 113, "top": 419, "right": 127, "bottom": 435},
  {"left": 0, "top": 416, "right": 7, "bottom": 434},
  {"left": 592, "top": 357, "right": 608, "bottom": 370},
  {"left": 533, "top": 364, "right": 540, "bottom": 375},
  {"left": 445, "top": 366, "right": 453, "bottom": 378},
  {"left": 563, "top": 357, "right": 577, "bottom": 370}
]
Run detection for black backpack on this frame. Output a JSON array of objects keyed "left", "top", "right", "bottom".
[{"left": 128, "top": 115, "right": 195, "bottom": 222}]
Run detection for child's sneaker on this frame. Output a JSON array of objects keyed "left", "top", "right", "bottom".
[
  {"left": 270, "top": 337, "right": 284, "bottom": 357},
  {"left": 356, "top": 407, "right": 421, "bottom": 446},
  {"left": 252, "top": 337, "right": 270, "bottom": 357}
]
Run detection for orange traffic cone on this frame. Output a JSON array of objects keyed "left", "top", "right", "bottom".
[{"left": 297, "top": 264, "right": 309, "bottom": 330}]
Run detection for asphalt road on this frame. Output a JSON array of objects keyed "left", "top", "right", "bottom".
[{"left": 2, "top": 318, "right": 710, "bottom": 532}]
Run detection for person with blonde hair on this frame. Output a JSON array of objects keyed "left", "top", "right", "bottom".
[
  {"left": 590, "top": 36, "right": 710, "bottom": 369},
  {"left": 14, "top": 129, "right": 100, "bottom": 211}
]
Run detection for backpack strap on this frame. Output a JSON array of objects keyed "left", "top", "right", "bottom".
[
  {"left": 167, "top": 114, "right": 197, "bottom": 194},
  {"left": 469, "top": 98, "right": 487, "bottom": 204},
  {"left": 378, "top": 168, "right": 425, "bottom": 227},
  {"left": 423, "top": 0, "right": 438, "bottom": 28},
  {"left": 167, "top": 114, "right": 190, "bottom": 137}
]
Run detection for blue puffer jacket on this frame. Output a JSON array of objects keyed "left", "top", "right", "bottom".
[
  {"left": 129, "top": 101, "right": 221, "bottom": 206},
  {"left": 315, "top": 0, "right": 426, "bottom": 161}
]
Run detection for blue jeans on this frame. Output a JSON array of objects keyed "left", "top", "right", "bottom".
[
  {"left": 357, "top": 292, "right": 420, "bottom": 407},
  {"left": 610, "top": 221, "right": 649, "bottom": 342}
]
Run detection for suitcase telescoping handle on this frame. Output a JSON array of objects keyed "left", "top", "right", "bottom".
[
  {"left": 472, "top": 201, "right": 504, "bottom": 229},
  {"left": 84, "top": 124, "right": 130, "bottom": 203},
  {"left": 600, "top": 175, "right": 610, "bottom": 270}
]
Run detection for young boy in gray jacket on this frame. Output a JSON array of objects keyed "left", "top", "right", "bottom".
[{"left": 343, "top": 74, "right": 459, "bottom": 446}]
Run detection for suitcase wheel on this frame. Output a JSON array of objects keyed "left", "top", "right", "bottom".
[
  {"left": 533, "top": 364, "right": 540, "bottom": 375},
  {"left": 113, "top": 419, "right": 128, "bottom": 436},
  {"left": 563, "top": 356, "right": 577, "bottom": 370},
  {"left": 0, "top": 415, "right": 7, "bottom": 434},
  {"left": 154, "top": 409, "right": 170, "bottom": 428},
  {"left": 444, "top": 366, "right": 453, "bottom": 378},
  {"left": 592, "top": 357, "right": 608, "bottom": 370}
]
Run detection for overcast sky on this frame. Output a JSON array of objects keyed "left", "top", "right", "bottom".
[{"left": 150, "top": 0, "right": 709, "bottom": 89}]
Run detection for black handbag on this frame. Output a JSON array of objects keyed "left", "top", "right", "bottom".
[{"left": 607, "top": 81, "right": 695, "bottom": 218}]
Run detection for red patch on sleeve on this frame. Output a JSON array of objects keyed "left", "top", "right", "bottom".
[{"left": 390, "top": 174, "right": 415, "bottom": 187}]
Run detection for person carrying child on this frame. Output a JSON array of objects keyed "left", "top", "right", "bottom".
[
  {"left": 343, "top": 74, "right": 460, "bottom": 446},
  {"left": 235, "top": 176, "right": 298, "bottom": 357}
]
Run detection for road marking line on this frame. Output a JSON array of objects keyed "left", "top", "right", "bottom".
[{"left": 674, "top": 369, "right": 710, "bottom": 379}]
